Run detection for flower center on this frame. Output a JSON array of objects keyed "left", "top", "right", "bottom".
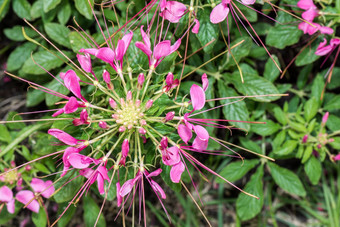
[{"left": 114, "top": 99, "right": 144, "bottom": 130}]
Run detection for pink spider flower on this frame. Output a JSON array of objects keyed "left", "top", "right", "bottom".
[
  {"left": 210, "top": 0, "right": 256, "bottom": 24},
  {"left": 163, "top": 72, "right": 179, "bottom": 92},
  {"left": 62, "top": 70, "right": 87, "bottom": 102},
  {"left": 0, "top": 186, "right": 15, "bottom": 214},
  {"left": 119, "top": 139, "right": 130, "bottom": 166},
  {"left": 77, "top": 53, "right": 93, "bottom": 75},
  {"left": 80, "top": 32, "right": 133, "bottom": 73},
  {"left": 16, "top": 178, "right": 55, "bottom": 213},
  {"left": 79, "top": 164, "right": 110, "bottom": 195},
  {"left": 72, "top": 109, "right": 90, "bottom": 126},
  {"left": 135, "top": 26, "right": 181, "bottom": 69},
  {"left": 48, "top": 128, "right": 88, "bottom": 147},
  {"left": 315, "top": 38, "right": 340, "bottom": 56},
  {"left": 333, "top": 154, "right": 340, "bottom": 161},
  {"left": 160, "top": 141, "right": 185, "bottom": 183},
  {"left": 298, "top": 22, "right": 333, "bottom": 35},
  {"left": 159, "top": 0, "right": 187, "bottom": 23},
  {"left": 52, "top": 96, "right": 85, "bottom": 117},
  {"left": 297, "top": 0, "right": 316, "bottom": 10}
]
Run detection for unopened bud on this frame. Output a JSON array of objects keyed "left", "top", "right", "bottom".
[
  {"left": 322, "top": 112, "right": 329, "bottom": 125},
  {"left": 112, "top": 114, "right": 119, "bottom": 119},
  {"left": 145, "top": 99, "right": 153, "bottom": 110},
  {"left": 317, "top": 144, "right": 322, "bottom": 149},
  {"left": 127, "top": 124, "right": 133, "bottom": 130},
  {"left": 103, "top": 70, "right": 111, "bottom": 84},
  {"left": 140, "top": 119, "right": 147, "bottom": 126},
  {"left": 139, "top": 127, "right": 146, "bottom": 135},
  {"left": 138, "top": 73, "right": 145, "bottom": 89},
  {"left": 302, "top": 135, "right": 308, "bottom": 143},
  {"left": 99, "top": 121, "right": 108, "bottom": 129},
  {"left": 119, "top": 126, "right": 126, "bottom": 132},
  {"left": 109, "top": 98, "right": 117, "bottom": 109},
  {"left": 135, "top": 100, "right": 141, "bottom": 107},
  {"left": 120, "top": 98, "right": 125, "bottom": 106},
  {"left": 10, "top": 161, "right": 15, "bottom": 167},
  {"left": 121, "top": 139, "right": 129, "bottom": 157},
  {"left": 165, "top": 111, "right": 175, "bottom": 122},
  {"left": 160, "top": 137, "right": 168, "bottom": 150},
  {"left": 25, "top": 165, "right": 31, "bottom": 171},
  {"left": 127, "top": 91, "right": 132, "bottom": 101},
  {"left": 80, "top": 109, "right": 88, "bottom": 122}
]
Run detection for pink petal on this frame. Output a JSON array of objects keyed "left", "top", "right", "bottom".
[
  {"left": 116, "top": 182, "right": 122, "bottom": 207},
  {"left": 160, "top": 0, "right": 167, "bottom": 11},
  {"left": 98, "top": 166, "right": 110, "bottom": 181},
  {"left": 77, "top": 53, "right": 92, "bottom": 73},
  {"left": 96, "top": 174, "right": 105, "bottom": 194},
  {"left": 160, "top": 10, "right": 182, "bottom": 23},
  {"left": 192, "top": 136, "right": 209, "bottom": 151},
  {"left": 166, "top": 1, "right": 187, "bottom": 17},
  {"left": 40, "top": 180, "right": 55, "bottom": 198},
  {"left": 297, "top": 0, "right": 316, "bottom": 10},
  {"left": 135, "top": 42, "right": 152, "bottom": 58},
  {"left": 154, "top": 41, "right": 171, "bottom": 60},
  {"left": 95, "top": 47, "right": 115, "bottom": 64},
  {"left": 121, "top": 32, "right": 134, "bottom": 56},
  {"left": 315, "top": 39, "right": 332, "bottom": 56},
  {"left": 170, "top": 39, "right": 181, "bottom": 55},
  {"left": 302, "top": 8, "right": 318, "bottom": 21},
  {"left": 319, "top": 26, "right": 334, "bottom": 35},
  {"left": 140, "top": 26, "right": 151, "bottom": 50},
  {"left": 147, "top": 168, "right": 162, "bottom": 178},
  {"left": 330, "top": 38, "right": 340, "bottom": 46},
  {"left": 16, "top": 190, "right": 40, "bottom": 213},
  {"left": 6, "top": 199, "right": 15, "bottom": 214},
  {"left": 48, "top": 128, "right": 78, "bottom": 146},
  {"left": 30, "top": 178, "right": 46, "bottom": 194},
  {"left": 201, "top": 73, "right": 209, "bottom": 91},
  {"left": 0, "top": 186, "right": 13, "bottom": 202},
  {"left": 190, "top": 84, "right": 206, "bottom": 110},
  {"left": 52, "top": 108, "right": 64, "bottom": 117},
  {"left": 210, "top": 3, "right": 229, "bottom": 24},
  {"left": 241, "top": 0, "right": 256, "bottom": 4},
  {"left": 170, "top": 162, "right": 185, "bottom": 183},
  {"left": 102, "top": 69, "right": 111, "bottom": 84},
  {"left": 68, "top": 153, "right": 93, "bottom": 169},
  {"left": 115, "top": 39, "right": 125, "bottom": 62},
  {"left": 333, "top": 154, "right": 340, "bottom": 161},
  {"left": 178, "top": 124, "right": 192, "bottom": 144},
  {"left": 160, "top": 137, "right": 168, "bottom": 150},
  {"left": 64, "top": 96, "right": 79, "bottom": 114},
  {"left": 163, "top": 146, "right": 181, "bottom": 166},
  {"left": 192, "top": 19, "right": 200, "bottom": 34},
  {"left": 193, "top": 125, "right": 209, "bottom": 141},
  {"left": 121, "top": 139, "right": 129, "bottom": 157},
  {"left": 120, "top": 179, "right": 135, "bottom": 197},
  {"left": 150, "top": 180, "right": 166, "bottom": 199},
  {"left": 79, "top": 168, "right": 94, "bottom": 179},
  {"left": 166, "top": 72, "right": 174, "bottom": 86},
  {"left": 80, "top": 48, "right": 98, "bottom": 56},
  {"left": 80, "top": 109, "right": 88, "bottom": 123},
  {"left": 63, "top": 70, "right": 85, "bottom": 101}
]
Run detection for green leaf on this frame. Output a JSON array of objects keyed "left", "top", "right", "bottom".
[
  {"left": 6, "top": 111, "right": 25, "bottom": 130},
  {"left": 326, "top": 115, "right": 340, "bottom": 131},
  {"left": 30, "top": 0, "right": 43, "bottom": 20},
  {"left": 54, "top": 171, "right": 83, "bottom": 203},
  {"left": 273, "top": 140, "right": 298, "bottom": 156},
  {"left": 304, "top": 97, "right": 319, "bottom": 122},
  {"left": 83, "top": 196, "right": 106, "bottom": 227},
  {"left": 268, "top": 162, "right": 306, "bottom": 196},
  {"left": 156, "top": 52, "right": 177, "bottom": 74},
  {"left": 0, "top": 0, "right": 10, "bottom": 22},
  {"left": 32, "top": 207, "right": 47, "bottom": 227},
  {"left": 239, "top": 137, "right": 263, "bottom": 155},
  {"left": 273, "top": 106, "right": 288, "bottom": 125},
  {"left": 57, "top": 203, "right": 76, "bottom": 227},
  {"left": 272, "top": 130, "right": 286, "bottom": 151},
  {"left": 0, "top": 125, "right": 11, "bottom": 143},
  {"left": 22, "top": 50, "right": 72, "bottom": 75},
  {"left": 43, "top": 0, "right": 61, "bottom": 12},
  {"left": 75, "top": 0, "right": 93, "bottom": 20},
  {"left": 218, "top": 84, "right": 250, "bottom": 131},
  {"left": 4, "top": 26, "right": 37, "bottom": 41},
  {"left": 301, "top": 145, "right": 313, "bottom": 164},
  {"left": 311, "top": 75, "right": 324, "bottom": 104},
  {"left": 223, "top": 37, "right": 252, "bottom": 69},
  {"left": 324, "top": 95, "right": 340, "bottom": 111},
  {"left": 326, "top": 67, "right": 340, "bottom": 90},
  {"left": 295, "top": 39, "right": 321, "bottom": 66},
  {"left": 27, "top": 88, "right": 46, "bottom": 107},
  {"left": 266, "top": 25, "right": 302, "bottom": 49},
  {"left": 304, "top": 156, "right": 321, "bottom": 185},
  {"left": 195, "top": 9, "right": 219, "bottom": 53},
  {"left": 68, "top": 31, "right": 93, "bottom": 53},
  {"left": 12, "top": 0, "right": 31, "bottom": 20},
  {"left": 230, "top": 64, "right": 280, "bottom": 102},
  {"left": 251, "top": 120, "right": 280, "bottom": 136},
  {"left": 44, "top": 23, "right": 71, "bottom": 48},
  {"left": 330, "top": 137, "right": 340, "bottom": 149},
  {"left": 45, "top": 75, "right": 69, "bottom": 106},
  {"left": 57, "top": 1, "right": 71, "bottom": 25},
  {"left": 236, "top": 165, "right": 264, "bottom": 221},
  {"left": 7, "top": 42, "right": 37, "bottom": 71},
  {"left": 216, "top": 159, "right": 260, "bottom": 183},
  {"left": 264, "top": 55, "right": 281, "bottom": 82}
]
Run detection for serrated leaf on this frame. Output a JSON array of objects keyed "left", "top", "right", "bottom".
[
  {"left": 273, "top": 140, "right": 298, "bottom": 156},
  {"left": 264, "top": 55, "right": 281, "bottom": 82},
  {"left": 43, "top": 0, "right": 61, "bottom": 12},
  {"left": 75, "top": 0, "right": 93, "bottom": 20},
  {"left": 216, "top": 159, "right": 259, "bottom": 183},
  {"left": 57, "top": 1, "right": 71, "bottom": 25},
  {"left": 230, "top": 64, "right": 280, "bottom": 102},
  {"left": 251, "top": 120, "right": 280, "bottom": 136},
  {"left": 4, "top": 26, "right": 37, "bottom": 41},
  {"left": 295, "top": 38, "right": 321, "bottom": 66},
  {"left": 12, "top": 0, "right": 31, "bottom": 20},
  {"left": 54, "top": 171, "right": 83, "bottom": 203},
  {"left": 68, "top": 31, "right": 93, "bottom": 53},
  {"left": 268, "top": 162, "right": 306, "bottom": 196},
  {"left": 32, "top": 207, "right": 47, "bottom": 227},
  {"left": 57, "top": 204, "right": 76, "bottom": 227},
  {"left": 218, "top": 84, "right": 250, "bottom": 131},
  {"left": 304, "top": 97, "right": 318, "bottom": 122},
  {"left": 83, "top": 196, "right": 106, "bottom": 227},
  {"left": 266, "top": 25, "right": 302, "bottom": 49},
  {"left": 195, "top": 9, "right": 219, "bottom": 53},
  {"left": 7, "top": 42, "right": 37, "bottom": 71},
  {"left": 324, "top": 95, "right": 340, "bottom": 111},
  {"left": 44, "top": 22, "right": 71, "bottom": 48},
  {"left": 236, "top": 165, "right": 264, "bottom": 221},
  {"left": 22, "top": 50, "right": 72, "bottom": 75},
  {"left": 0, "top": 0, "right": 10, "bottom": 22},
  {"left": 304, "top": 156, "right": 321, "bottom": 185}
]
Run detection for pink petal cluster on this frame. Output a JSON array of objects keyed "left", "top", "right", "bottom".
[
  {"left": 333, "top": 154, "right": 340, "bottom": 161},
  {"left": 80, "top": 32, "right": 133, "bottom": 73},
  {"left": 163, "top": 72, "right": 179, "bottom": 92},
  {"left": 119, "top": 139, "right": 130, "bottom": 166},
  {"left": 297, "top": 0, "right": 333, "bottom": 35},
  {"left": 210, "top": 0, "right": 255, "bottom": 24},
  {"left": 0, "top": 186, "right": 15, "bottom": 214},
  {"left": 79, "top": 165, "right": 110, "bottom": 195},
  {"left": 72, "top": 109, "right": 90, "bottom": 126},
  {"left": 135, "top": 26, "right": 181, "bottom": 68},
  {"left": 315, "top": 38, "right": 340, "bottom": 56},
  {"left": 159, "top": 0, "right": 187, "bottom": 23},
  {"left": 16, "top": 178, "right": 55, "bottom": 213}
]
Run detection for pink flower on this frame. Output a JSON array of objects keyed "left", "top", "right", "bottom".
[
  {"left": 0, "top": 186, "right": 15, "bottom": 214},
  {"left": 80, "top": 32, "right": 133, "bottom": 72},
  {"left": 138, "top": 73, "right": 145, "bottom": 89},
  {"left": 16, "top": 178, "right": 55, "bottom": 213},
  {"left": 297, "top": 0, "right": 316, "bottom": 10},
  {"left": 52, "top": 96, "right": 84, "bottom": 117},
  {"left": 48, "top": 128, "right": 84, "bottom": 146},
  {"left": 159, "top": 0, "right": 187, "bottom": 23},
  {"left": 165, "top": 111, "right": 175, "bottom": 122},
  {"left": 119, "top": 139, "right": 129, "bottom": 166},
  {"left": 80, "top": 165, "right": 110, "bottom": 195},
  {"left": 135, "top": 26, "right": 181, "bottom": 68},
  {"left": 210, "top": 0, "right": 230, "bottom": 24},
  {"left": 163, "top": 72, "right": 179, "bottom": 92},
  {"left": 302, "top": 7, "right": 318, "bottom": 21},
  {"left": 63, "top": 70, "right": 87, "bottom": 102},
  {"left": 192, "top": 19, "right": 200, "bottom": 34},
  {"left": 99, "top": 121, "right": 108, "bottom": 129},
  {"left": 72, "top": 109, "right": 90, "bottom": 126},
  {"left": 116, "top": 182, "right": 122, "bottom": 207},
  {"left": 315, "top": 38, "right": 340, "bottom": 56},
  {"left": 77, "top": 53, "right": 93, "bottom": 74},
  {"left": 302, "top": 134, "right": 308, "bottom": 143},
  {"left": 322, "top": 112, "right": 329, "bottom": 124},
  {"left": 161, "top": 146, "right": 185, "bottom": 183},
  {"left": 333, "top": 154, "right": 340, "bottom": 161}
]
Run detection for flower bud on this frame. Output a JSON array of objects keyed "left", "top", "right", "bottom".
[
  {"left": 192, "top": 19, "right": 200, "bottom": 34},
  {"left": 165, "top": 111, "right": 175, "bottom": 122},
  {"left": 99, "top": 121, "right": 108, "bottom": 129},
  {"left": 119, "top": 126, "right": 126, "bottom": 132},
  {"left": 135, "top": 100, "right": 141, "bottom": 107},
  {"left": 80, "top": 109, "right": 88, "bottom": 122},
  {"left": 138, "top": 73, "right": 145, "bottom": 89},
  {"left": 103, "top": 70, "right": 111, "bottom": 84},
  {"left": 145, "top": 99, "right": 153, "bottom": 110},
  {"left": 109, "top": 98, "right": 117, "bottom": 109},
  {"left": 139, "top": 127, "right": 146, "bottom": 135},
  {"left": 160, "top": 137, "right": 168, "bottom": 150},
  {"left": 302, "top": 134, "right": 308, "bottom": 143},
  {"left": 127, "top": 91, "right": 132, "bottom": 101},
  {"left": 322, "top": 112, "right": 329, "bottom": 125},
  {"left": 121, "top": 139, "right": 129, "bottom": 157}
]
